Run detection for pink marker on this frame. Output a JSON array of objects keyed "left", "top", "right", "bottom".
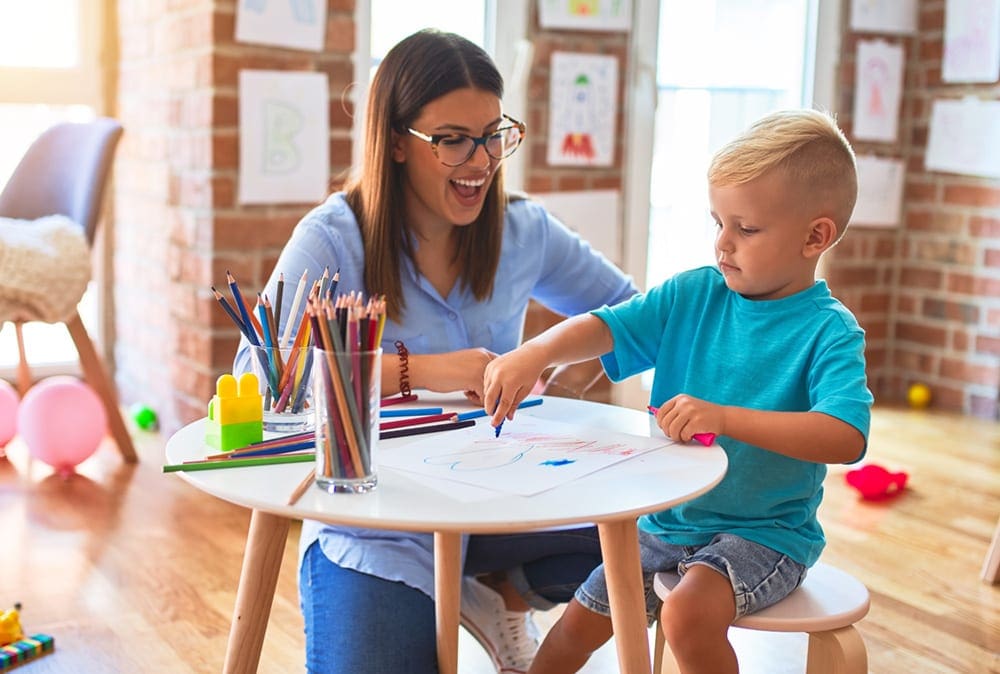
[{"left": 647, "top": 405, "right": 716, "bottom": 446}]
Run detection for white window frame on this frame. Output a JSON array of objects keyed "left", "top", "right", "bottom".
[
  {"left": 0, "top": 0, "right": 109, "bottom": 381},
  {"left": 616, "top": 0, "right": 841, "bottom": 408}
]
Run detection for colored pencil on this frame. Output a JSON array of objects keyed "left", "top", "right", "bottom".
[
  {"left": 380, "top": 412, "right": 457, "bottom": 431},
  {"left": 380, "top": 407, "right": 444, "bottom": 418},
  {"left": 275, "top": 272, "right": 285, "bottom": 336},
  {"left": 163, "top": 452, "right": 315, "bottom": 473},
  {"left": 456, "top": 397, "right": 544, "bottom": 421},
  {"left": 288, "top": 468, "right": 316, "bottom": 505},
  {"left": 380, "top": 393, "right": 418, "bottom": 407},
  {"left": 280, "top": 269, "right": 309, "bottom": 348},
  {"left": 227, "top": 270, "right": 263, "bottom": 344},
  {"left": 211, "top": 286, "right": 247, "bottom": 336},
  {"left": 379, "top": 418, "right": 475, "bottom": 440}
]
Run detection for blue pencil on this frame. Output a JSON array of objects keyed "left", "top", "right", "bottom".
[
  {"left": 380, "top": 407, "right": 444, "bottom": 418},
  {"left": 227, "top": 270, "right": 260, "bottom": 346},
  {"left": 231, "top": 440, "right": 315, "bottom": 458},
  {"left": 456, "top": 397, "right": 544, "bottom": 422}
]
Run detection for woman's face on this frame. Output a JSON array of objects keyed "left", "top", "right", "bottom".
[{"left": 393, "top": 87, "right": 503, "bottom": 236}]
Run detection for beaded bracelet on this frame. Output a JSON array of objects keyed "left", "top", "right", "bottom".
[{"left": 394, "top": 340, "right": 412, "bottom": 397}]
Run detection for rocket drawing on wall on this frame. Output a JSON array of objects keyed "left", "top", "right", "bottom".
[{"left": 547, "top": 51, "right": 618, "bottom": 167}]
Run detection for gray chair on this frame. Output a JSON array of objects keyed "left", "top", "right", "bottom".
[{"left": 0, "top": 118, "right": 137, "bottom": 463}]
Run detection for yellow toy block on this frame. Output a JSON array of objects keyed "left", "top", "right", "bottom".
[
  {"left": 205, "top": 373, "right": 263, "bottom": 451},
  {"left": 210, "top": 373, "right": 263, "bottom": 425}
]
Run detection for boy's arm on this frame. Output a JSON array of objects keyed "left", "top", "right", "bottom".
[
  {"left": 655, "top": 395, "right": 866, "bottom": 464},
  {"left": 484, "top": 313, "right": 614, "bottom": 425}
]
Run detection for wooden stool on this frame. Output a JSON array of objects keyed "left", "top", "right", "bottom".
[{"left": 652, "top": 562, "right": 870, "bottom": 674}]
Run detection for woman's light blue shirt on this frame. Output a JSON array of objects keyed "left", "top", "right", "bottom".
[
  {"left": 593, "top": 266, "right": 872, "bottom": 566},
  {"left": 235, "top": 192, "right": 637, "bottom": 597}
]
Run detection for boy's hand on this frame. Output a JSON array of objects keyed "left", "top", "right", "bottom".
[
  {"left": 652, "top": 394, "right": 726, "bottom": 444},
  {"left": 483, "top": 345, "right": 549, "bottom": 427}
]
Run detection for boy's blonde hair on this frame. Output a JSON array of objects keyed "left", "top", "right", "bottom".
[{"left": 708, "top": 109, "right": 858, "bottom": 239}]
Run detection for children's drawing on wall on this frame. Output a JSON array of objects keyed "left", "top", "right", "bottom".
[
  {"left": 538, "top": 0, "right": 632, "bottom": 32},
  {"left": 926, "top": 97, "right": 1000, "bottom": 179},
  {"left": 380, "top": 415, "right": 671, "bottom": 496},
  {"left": 235, "top": 0, "right": 327, "bottom": 51},
  {"left": 850, "top": 155, "right": 905, "bottom": 227},
  {"left": 853, "top": 40, "right": 903, "bottom": 142},
  {"left": 238, "top": 70, "right": 329, "bottom": 205},
  {"left": 942, "top": 0, "right": 1000, "bottom": 83},
  {"left": 547, "top": 52, "right": 618, "bottom": 167},
  {"left": 849, "top": 0, "right": 917, "bottom": 35}
]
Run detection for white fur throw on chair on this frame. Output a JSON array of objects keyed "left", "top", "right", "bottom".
[{"left": 0, "top": 214, "right": 92, "bottom": 323}]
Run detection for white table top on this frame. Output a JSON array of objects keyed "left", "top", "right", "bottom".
[{"left": 165, "top": 393, "right": 728, "bottom": 533}]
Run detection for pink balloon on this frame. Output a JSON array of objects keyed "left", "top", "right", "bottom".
[
  {"left": 17, "top": 376, "right": 107, "bottom": 473},
  {"left": 0, "top": 379, "right": 18, "bottom": 447}
]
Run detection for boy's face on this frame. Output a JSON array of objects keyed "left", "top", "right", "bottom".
[{"left": 708, "top": 169, "right": 828, "bottom": 301}]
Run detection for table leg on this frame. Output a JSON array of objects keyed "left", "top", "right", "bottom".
[
  {"left": 982, "top": 514, "right": 1000, "bottom": 584},
  {"left": 223, "top": 509, "right": 292, "bottom": 674},
  {"left": 598, "top": 519, "right": 652, "bottom": 674},
  {"left": 434, "top": 531, "right": 462, "bottom": 674}
]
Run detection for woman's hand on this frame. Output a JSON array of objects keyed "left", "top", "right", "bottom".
[{"left": 412, "top": 348, "right": 497, "bottom": 399}]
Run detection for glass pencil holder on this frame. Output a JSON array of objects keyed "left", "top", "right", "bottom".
[
  {"left": 312, "top": 346, "right": 381, "bottom": 494},
  {"left": 248, "top": 344, "right": 315, "bottom": 434}
]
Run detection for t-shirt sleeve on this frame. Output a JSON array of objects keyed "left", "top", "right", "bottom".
[
  {"left": 592, "top": 281, "right": 675, "bottom": 382},
  {"left": 809, "top": 322, "right": 874, "bottom": 463}
]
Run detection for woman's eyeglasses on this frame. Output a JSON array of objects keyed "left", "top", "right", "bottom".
[{"left": 407, "top": 115, "right": 526, "bottom": 167}]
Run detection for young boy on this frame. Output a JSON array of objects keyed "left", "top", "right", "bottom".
[{"left": 482, "top": 109, "right": 874, "bottom": 674}]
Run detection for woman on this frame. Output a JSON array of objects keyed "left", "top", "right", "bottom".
[{"left": 240, "top": 29, "right": 637, "bottom": 673}]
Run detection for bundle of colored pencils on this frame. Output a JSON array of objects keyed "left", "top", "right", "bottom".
[
  {"left": 211, "top": 267, "right": 341, "bottom": 413},
  {"left": 309, "top": 293, "right": 386, "bottom": 482}
]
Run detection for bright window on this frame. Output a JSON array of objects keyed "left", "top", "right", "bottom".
[{"left": 0, "top": 0, "right": 104, "bottom": 372}]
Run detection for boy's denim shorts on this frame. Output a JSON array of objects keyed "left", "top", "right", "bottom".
[{"left": 575, "top": 531, "right": 807, "bottom": 625}]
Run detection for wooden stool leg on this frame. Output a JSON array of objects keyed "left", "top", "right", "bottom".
[
  {"left": 65, "top": 311, "right": 138, "bottom": 463},
  {"left": 806, "top": 626, "right": 867, "bottom": 674},
  {"left": 14, "top": 322, "right": 32, "bottom": 396},
  {"left": 652, "top": 621, "right": 681, "bottom": 674}
]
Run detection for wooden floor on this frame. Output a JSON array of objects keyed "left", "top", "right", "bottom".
[{"left": 0, "top": 404, "right": 997, "bottom": 673}]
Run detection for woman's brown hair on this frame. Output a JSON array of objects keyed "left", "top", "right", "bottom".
[{"left": 344, "top": 29, "right": 507, "bottom": 321}]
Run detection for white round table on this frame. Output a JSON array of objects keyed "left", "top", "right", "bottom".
[{"left": 165, "top": 393, "right": 728, "bottom": 674}]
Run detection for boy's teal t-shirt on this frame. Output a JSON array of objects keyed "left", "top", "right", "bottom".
[{"left": 593, "top": 266, "right": 873, "bottom": 566}]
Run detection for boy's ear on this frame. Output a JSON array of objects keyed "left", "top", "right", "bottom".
[{"left": 804, "top": 217, "right": 838, "bottom": 258}]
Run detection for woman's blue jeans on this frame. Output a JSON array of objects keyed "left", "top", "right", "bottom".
[{"left": 300, "top": 527, "right": 602, "bottom": 674}]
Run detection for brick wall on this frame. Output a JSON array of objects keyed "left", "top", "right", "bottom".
[
  {"left": 521, "top": 4, "right": 630, "bottom": 403},
  {"left": 114, "top": 0, "right": 355, "bottom": 432},
  {"left": 825, "top": 0, "right": 1000, "bottom": 417}
]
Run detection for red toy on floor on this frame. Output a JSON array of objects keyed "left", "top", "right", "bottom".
[{"left": 846, "top": 464, "right": 908, "bottom": 500}]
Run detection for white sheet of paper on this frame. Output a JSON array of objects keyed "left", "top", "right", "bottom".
[
  {"left": 850, "top": 0, "right": 918, "bottom": 34},
  {"left": 547, "top": 52, "right": 618, "bottom": 167},
  {"left": 850, "top": 156, "right": 905, "bottom": 227},
  {"left": 942, "top": 0, "right": 1000, "bottom": 83},
  {"left": 926, "top": 97, "right": 1000, "bottom": 179},
  {"left": 532, "top": 190, "right": 620, "bottom": 265},
  {"left": 853, "top": 40, "right": 904, "bottom": 142},
  {"left": 235, "top": 0, "right": 327, "bottom": 52},
  {"left": 379, "top": 416, "right": 672, "bottom": 497},
  {"left": 238, "top": 70, "right": 330, "bottom": 204}
]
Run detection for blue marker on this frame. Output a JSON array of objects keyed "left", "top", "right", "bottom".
[{"left": 493, "top": 397, "right": 504, "bottom": 437}]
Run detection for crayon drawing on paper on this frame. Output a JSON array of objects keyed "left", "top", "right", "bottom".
[{"left": 381, "top": 415, "right": 671, "bottom": 496}]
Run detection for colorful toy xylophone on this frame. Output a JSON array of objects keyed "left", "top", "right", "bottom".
[{"left": 0, "top": 634, "right": 54, "bottom": 670}]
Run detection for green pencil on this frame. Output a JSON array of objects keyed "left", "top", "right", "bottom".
[{"left": 162, "top": 452, "right": 315, "bottom": 473}]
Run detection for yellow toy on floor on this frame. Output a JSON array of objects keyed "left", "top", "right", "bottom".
[{"left": 0, "top": 604, "right": 21, "bottom": 646}]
